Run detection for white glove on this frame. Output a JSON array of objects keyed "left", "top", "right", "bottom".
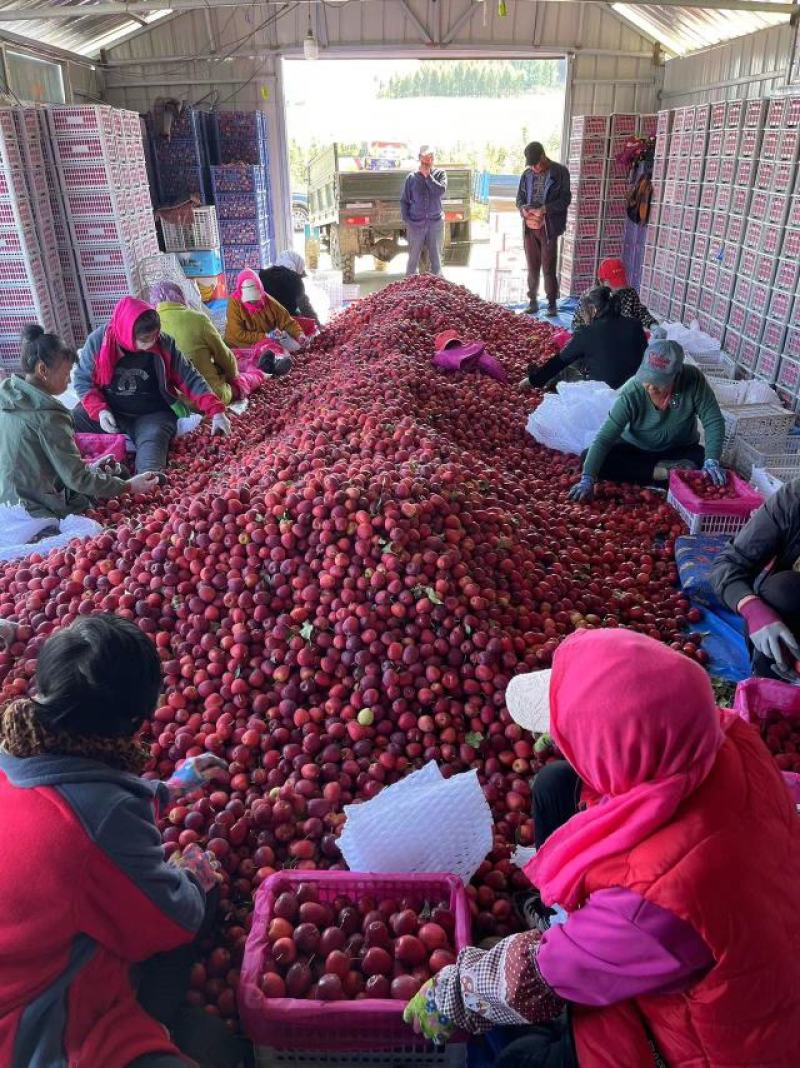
[
  {"left": 211, "top": 412, "right": 231, "bottom": 436},
  {"left": 99, "top": 410, "right": 119, "bottom": 434},
  {"left": 127, "top": 471, "right": 160, "bottom": 495}
]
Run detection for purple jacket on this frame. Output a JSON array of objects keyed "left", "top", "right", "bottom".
[{"left": 401, "top": 169, "right": 448, "bottom": 223}]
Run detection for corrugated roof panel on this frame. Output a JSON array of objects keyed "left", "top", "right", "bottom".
[{"left": 612, "top": 3, "right": 788, "bottom": 56}]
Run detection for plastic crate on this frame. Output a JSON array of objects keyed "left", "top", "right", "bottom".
[
  {"left": 161, "top": 205, "right": 219, "bottom": 252},
  {"left": 750, "top": 466, "right": 786, "bottom": 497},
  {"left": 735, "top": 436, "right": 800, "bottom": 478},
  {"left": 254, "top": 1046, "right": 466, "bottom": 1068},
  {"left": 722, "top": 403, "right": 796, "bottom": 455},
  {"left": 667, "top": 469, "right": 762, "bottom": 536},
  {"left": 733, "top": 678, "right": 800, "bottom": 804},
  {"left": 239, "top": 871, "right": 470, "bottom": 1054}
]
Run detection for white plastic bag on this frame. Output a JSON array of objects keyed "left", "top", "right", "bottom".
[
  {"left": 176, "top": 414, "right": 203, "bottom": 437},
  {"left": 526, "top": 380, "right": 617, "bottom": 455},
  {"left": 338, "top": 762, "right": 493, "bottom": 884},
  {"left": 0, "top": 504, "right": 102, "bottom": 563},
  {"left": 661, "top": 320, "right": 719, "bottom": 355}
]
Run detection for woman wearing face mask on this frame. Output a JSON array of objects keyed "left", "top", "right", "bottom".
[
  {"left": 522, "top": 286, "right": 647, "bottom": 392},
  {"left": 73, "top": 298, "right": 230, "bottom": 475},
  {"left": 0, "top": 325, "right": 159, "bottom": 519},
  {"left": 224, "top": 268, "right": 303, "bottom": 353},
  {"left": 568, "top": 339, "right": 726, "bottom": 501}
]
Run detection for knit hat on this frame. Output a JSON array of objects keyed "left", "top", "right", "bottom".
[
  {"left": 635, "top": 339, "right": 685, "bottom": 388},
  {"left": 597, "top": 258, "right": 627, "bottom": 289}
]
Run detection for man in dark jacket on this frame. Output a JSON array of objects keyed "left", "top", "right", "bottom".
[
  {"left": 522, "top": 286, "right": 648, "bottom": 391},
  {"left": 515, "top": 142, "right": 571, "bottom": 317},
  {"left": 401, "top": 145, "right": 448, "bottom": 276},
  {"left": 711, "top": 479, "right": 800, "bottom": 681}
]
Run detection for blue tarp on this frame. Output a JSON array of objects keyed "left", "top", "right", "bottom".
[{"left": 675, "top": 535, "right": 751, "bottom": 683}]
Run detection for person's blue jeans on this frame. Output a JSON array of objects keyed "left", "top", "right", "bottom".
[{"left": 406, "top": 218, "right": 444, "bottom": 276}]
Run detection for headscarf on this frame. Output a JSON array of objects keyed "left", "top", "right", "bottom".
[
  {"left": 94, "top": 296, "right": 169, "bottom": 388},
  {"left": 231, "top": 269, "right": 268, "bottom": 316},
  {"left": 150, "top": 281, "right": 187, "bottom": 306},
  {"left": 525, "top": 629, "right": 731, "bottom": 911},
  {"left": 275, "top": 250, "right": 306, "bottom": 276}
]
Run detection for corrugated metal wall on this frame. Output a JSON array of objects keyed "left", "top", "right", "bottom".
[{"left": 663, "top": 23, "right": 795, "bottom": 104}]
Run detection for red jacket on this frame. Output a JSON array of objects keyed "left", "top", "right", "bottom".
[
  {"left": 75, "top": 325, "right": 224, "bottom": 422},
  {"left": 0, "top": 751, "right": 205, "bottom": 1068},
  {"left": 572, "top": 718, "right": 800, "bottom": 1066}
]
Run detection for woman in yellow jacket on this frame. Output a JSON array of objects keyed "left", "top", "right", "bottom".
[
  {"left": 224, "top": 269, "right": 302, "bottom": 349},
  {"left": 151, "top": 282, "right": 240, "bottom": 406}
]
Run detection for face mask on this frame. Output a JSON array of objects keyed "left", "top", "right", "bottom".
[{"left": 241, "top": 282, "right": 261, "bottom": 304}]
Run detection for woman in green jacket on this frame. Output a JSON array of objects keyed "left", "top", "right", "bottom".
[
  {"left": 569, "top": 339, "right": 727, "bottom": 501},
  {"left": 0, "top": 326, "right": 159, "bottom": 519},
  {"left": 151, "top": 282, "right": 240, "bottom": 407}
]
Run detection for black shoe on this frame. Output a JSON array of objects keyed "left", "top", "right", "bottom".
[
  {"left": 544, "top": 305, "right": 559, "bottom": 318},
  {"left": 523, "top": 303, "right": 537, "bottom": 314}
]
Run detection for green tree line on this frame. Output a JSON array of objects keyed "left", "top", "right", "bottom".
[{"left": 377, "top": 60, "right": 565, "bottom": 99}]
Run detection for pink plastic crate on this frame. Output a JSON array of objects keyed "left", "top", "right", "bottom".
[
  {"left": 782, "top": 228, "right": 800, "bottom": 259},
  {"left": 774, "top": 257, "right": 800, "bottom": 291},
  {"left": 730, "top": 186, "right": 750, "bottom": 215},
  {"left": 239, "top": 871, "right": 470, "bottom": 1052},
  {"left": 733, "top": 678, "right": 800, "bottom": 805},
  {"left": 769, "top": 288, "right": 793, "bottom": 320},
  {"left": 668, "top": 469, "right": 763, "bottom": 536},
  {"left": 786, "top": 327, "right": 800, "bottom": 360},
  {"left": 777, "top": 354, "right": 800, "bottom": 392}
]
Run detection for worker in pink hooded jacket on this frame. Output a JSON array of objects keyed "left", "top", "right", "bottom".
[
  {"left": 404, "top": 629, "right": 800, "bottom": 1067},
  {"left": 73, "top": 297, "right": 230, "bottom": 474}
]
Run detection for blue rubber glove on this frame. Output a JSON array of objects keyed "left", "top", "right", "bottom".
[
  {"left": 702, "top": 459, "right": 727, "bottom": 487},
  {"left": 168, "top": 754, "right": 227, "bottom": 794},
  {"left": 568, "top": 475, "right": 595, "bottom": 502}
]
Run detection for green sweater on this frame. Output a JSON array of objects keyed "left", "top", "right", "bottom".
[
  {"left": 0, "top": 376, "right": 125, "bottom": 518},
  {"left": 583, "top": 365, "right": 725, "bottom": 479}
]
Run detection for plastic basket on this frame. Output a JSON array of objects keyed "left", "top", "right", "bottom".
[
  {"left": 239, "top": 871, "right": 470, "bottom": 1054},
  {"left": 733, "top": 678, "right": 800, "bottom": 805},
  {"left": 722, "top": 404, "right": 796, "bottom": 455},
  {"left": 255, "top": 1045, "right": 466, "bottom": 1067},
  {"left": 667, "top": 469, "right": 763, "bottom": 536},
  {"left": 160, "top": 205, "right": 219, "bottom": 252},
  {"left": 734, "top": 435, "right": 800, "bottom": 478},
  {"left": 750, "top": 466, "right": 785, "bottom": 497}
]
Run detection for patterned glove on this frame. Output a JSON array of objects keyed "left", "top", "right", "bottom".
[
  {"left": 168, "top": 843, "right": 222, "bottom": 892},
  {"left": 168, "top": 754, "right": 227, "bottom": 794},
  {"left": 211, "top": 412, "right": 231, "bottom": 436},
  {"left": 568, "top": 475, "right": 595, "bottom": 503},
  {"left": 403, "top": 978, "right": 456, "bottom": 1046},
  {"left": 703, "top": 459, "right": 727, "bottom": 487}
]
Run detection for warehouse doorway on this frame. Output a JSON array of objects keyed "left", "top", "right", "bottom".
[{"left": 282, "top": 56, "right": 567, "bottom": 298}]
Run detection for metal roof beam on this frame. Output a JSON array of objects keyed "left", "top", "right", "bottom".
[{"left": 0, "top": 0, "right": 796, "bottom": 20}]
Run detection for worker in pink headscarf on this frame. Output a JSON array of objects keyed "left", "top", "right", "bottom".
[
  {"left": 404, "top": 629, "right": 800, "bottom": 1067},
  {"left": 73, "top": 297, "right": 230, "bottom": 473},
  {"left": 224, "top": 269, "right": 302, "bottom": 351}
]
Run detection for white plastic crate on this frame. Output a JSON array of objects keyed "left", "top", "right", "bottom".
[
  {"left": 666, "top": 490, "right": 755, "bottom": 537},
  {"left": 160, "top": 206, "right": 219, "bottom": 252},
  {"left": 735, "top": 436, "right": 800, "bottom": 478},
  {"left": 255, "top": 1045, "right": 466, "bottom": 1068},
  {"left": 722, "top": 403, "right": 796, "bottom": 455},
  {"left": 750, "top": 467, "right": 786, "bottom": 498}
]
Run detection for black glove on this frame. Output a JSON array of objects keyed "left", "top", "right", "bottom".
[{"left": 527, "top": 354, "right": 567, "bottom": 389}]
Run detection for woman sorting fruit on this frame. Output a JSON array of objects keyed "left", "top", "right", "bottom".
[
  {"left": 224, "top": 268, "right": 302, "bottom": 375},
  {"left": 150, "top": 281, "right": 244, "bottom": 407},
  {"left": 522, "top": 286, "right": 647, "bottom": 391},
  {"left": 569, "top": 338, "right": 726, "bottom": 500},
  {"left": 570, "top": 257, "right": 658, "bottom": 334},
  {"left": 259, "top": 250, "right": 321, "bottom": 327},
  {"left": 0, "top": 613, "right": 246, "bottom": 1068},
  {"left": 0, "top": 325, "right": 159, "bottom": 519},
  {"left": 404, "top": 628, "right": 800, "bottom": 1066},
  {"left": 73, "top": 297, "right": 231, "bottom": 474},
  {"left": 712, "top": 477, "right": 800, "bottom": 683}
]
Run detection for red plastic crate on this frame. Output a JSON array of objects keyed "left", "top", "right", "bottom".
[
  {"left": 239, "top": 871, "right": 471, "bottom": 1053},
  {"left": 733, "top": 679, "right": 800, "bottom": 804}
]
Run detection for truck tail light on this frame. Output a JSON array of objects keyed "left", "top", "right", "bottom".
[
  {"left": 345, "top": 216, "right": 370, "bottom": 226},
  {"left": 444, "top": 212, "right": 464, "bottom": 222}
]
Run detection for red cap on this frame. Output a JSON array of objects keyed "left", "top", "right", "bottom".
[{"left": 597, "top": 258, "right": 628, "bottom": 289}]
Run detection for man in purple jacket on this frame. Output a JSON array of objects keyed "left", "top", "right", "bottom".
[{"left": 401, "top": 146, "right": 448, "bottom": 277}]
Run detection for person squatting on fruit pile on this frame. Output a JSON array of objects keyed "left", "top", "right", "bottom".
[
  {"left": 401, "top": 145, "right": 448, "bottom": 278},
  {"left": 259, "top": 251, "right": 321, "bottom": 327},
  {"left": 73, "top": 298, "right": 231, "bottom": 475},
  {"left": 712, "top": 477, "right": 800, "bottom": 684},
  {"left": 403, "top": 629, "right": 800, "bottom": 1066},
  {"left": 569, "top": 338, "right": 726, "bottom": 501},
  {"left": 0, "top": 325, "right": 159, "bottom": 520},
  {"left": 521, "top": 286, "right": 648, "bottom": 392},
  {"left": 150, "top": 282, "right": 245, "bottom": 409},
  {"left": 0, "top": 614, "right": 249, "bottom": 1068},
  {"left": 570, "top": 258, "right": 658, "bottom": 334},
  {"left": 224, "top": 269, "right": 301, "bottom": 377}
]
